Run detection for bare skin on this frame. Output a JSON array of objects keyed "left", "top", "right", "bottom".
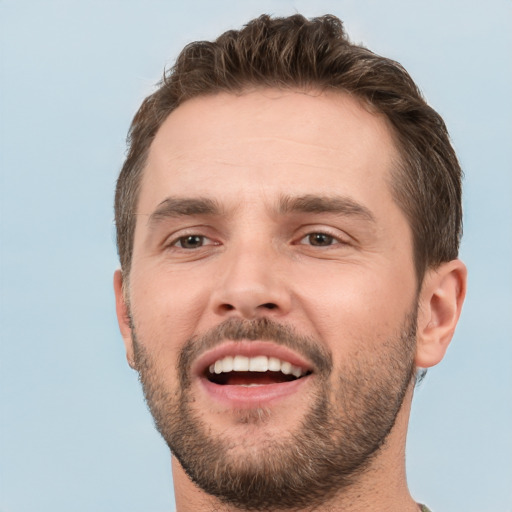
[{"left": 114, "top": 89, "right": 466, "bottom": 512}]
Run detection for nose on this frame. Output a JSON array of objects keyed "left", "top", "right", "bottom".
[{"left": 210, "top": 241, "right": 292, "bottom": 320}]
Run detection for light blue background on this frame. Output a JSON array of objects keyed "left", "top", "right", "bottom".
[{"left": 1, "top": 1, "right": 511, "bottom": 511}]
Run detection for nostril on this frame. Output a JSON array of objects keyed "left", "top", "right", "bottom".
[{"left": 217, "top": 302, "right": 279, "bottom": 315}]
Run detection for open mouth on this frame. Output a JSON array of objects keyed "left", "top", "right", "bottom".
[{"left": 206, "top": 355, "right": 312, "bottom": 387}]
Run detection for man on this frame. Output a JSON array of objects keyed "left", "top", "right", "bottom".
[{"left": 113, "top": 14, "right": 466, "bottom": 512}]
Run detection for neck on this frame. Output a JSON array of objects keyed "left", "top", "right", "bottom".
[{"left": 172, "top": 386, "right": 419, "bottom": 512}]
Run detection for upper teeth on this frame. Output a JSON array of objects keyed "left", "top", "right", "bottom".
[{"left": 209, "top": 355, "right": 305, "bottom": 378}]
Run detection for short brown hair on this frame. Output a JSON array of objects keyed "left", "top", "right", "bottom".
[{"left": 115, "top": 14, "right": 462, "bottom": 280}]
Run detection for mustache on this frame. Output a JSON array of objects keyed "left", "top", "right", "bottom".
[{"left": 177, "top": 317, "right": 333, "bottom": 386}]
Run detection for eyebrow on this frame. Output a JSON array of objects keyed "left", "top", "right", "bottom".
[
  {"left": 145, "top": 193, "right": 375, "bottom": 227},
  {"left": 277, "top": 194, "right": 375, "bottom": 222},
  {"left": 147, "top": 197, "right": 222, "bottom": 225}
]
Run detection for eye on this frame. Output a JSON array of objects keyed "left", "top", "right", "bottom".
[
  {"left": 300, "top": 232, "right": 338, "bottom": 247},
  {"left": 173, "top": 235, "right": 210, "bottom": 249}
]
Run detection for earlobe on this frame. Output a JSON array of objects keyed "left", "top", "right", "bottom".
[
  {"left": 113, "top": 269, "right": 135, "bottom": 368},
  {"left": 415, "top": 259, "right": 467, "bottom": 368}
]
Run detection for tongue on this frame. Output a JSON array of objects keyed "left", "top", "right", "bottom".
[{"left": 213, "top": 371, "right": 296, "bottom": 386}]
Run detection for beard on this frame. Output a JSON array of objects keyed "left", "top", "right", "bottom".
[{"left": 131, "top": 313, "right": 417, "bottom": 511}]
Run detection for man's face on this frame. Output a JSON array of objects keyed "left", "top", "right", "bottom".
[{"left": 120, "top": 90, "right": 419, "bottom": 509}]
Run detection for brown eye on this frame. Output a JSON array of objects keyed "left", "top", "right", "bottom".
[
  {"left": 307, "top": 233, "right": 335, "bottom": 246},
  {"left": 176, "top": 235, "right": 205, "bottom": 249}
]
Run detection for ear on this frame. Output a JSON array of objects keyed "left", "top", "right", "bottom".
[
  {"left": 415, "top": 259, "right": 467, "bottom": 368},
  {"left": 113, "top": 269, "right": 136, "bottom": 369}
]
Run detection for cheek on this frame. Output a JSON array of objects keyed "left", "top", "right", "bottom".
[
  {"left": 129, "top": 265, "right": 212, "bottom": 353},
  {"left": 293, "top": 263, "right": 416, "bottom": 351}
]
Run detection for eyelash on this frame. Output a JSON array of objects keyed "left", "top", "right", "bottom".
[
  {"left": 169, "top": 234, "right": 216, "bottom": 249},
  {"left": 297, "top": 231, "right": 345, "bottom": 247},
  {"left": 166, "top": 229, "right": 348, "bottom": 252}
]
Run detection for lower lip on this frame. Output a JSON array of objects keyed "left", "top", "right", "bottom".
[{"left": 199, "top": 375, "right": 312, "bottom": 408}]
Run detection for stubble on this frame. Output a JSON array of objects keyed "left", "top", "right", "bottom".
[{"left": 132, "top": 315, "right": 417, "bottom": 511}]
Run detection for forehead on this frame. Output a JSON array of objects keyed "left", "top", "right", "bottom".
[{"left": 139, "top": 89, "right": 400, "bottom": 214}]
